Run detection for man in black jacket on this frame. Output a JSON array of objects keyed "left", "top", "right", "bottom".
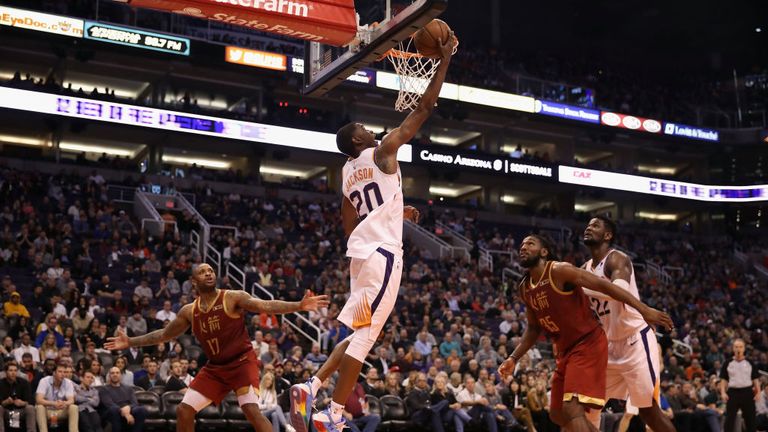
[
  {"left": 0, "top": 363, "right": 36, "bottom": 432},
  {"left": 99, "top": 367, "right": 147, "bottom": 432},
  {"left": 405, "top": 372, "right": 445, "bottom": 432},
  {"left": 134, "top": 360, "right": 164, "bottom": 391}
]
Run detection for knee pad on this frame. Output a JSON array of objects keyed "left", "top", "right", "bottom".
[
  {"left": 345, "top": 327, "right": 376, "bottom": 363},
  {"left": 181, "top": 388, "right": 212, "bottom": 412},
  {"left": 237, "top": 386, "right": 260, "bottom": 407}
]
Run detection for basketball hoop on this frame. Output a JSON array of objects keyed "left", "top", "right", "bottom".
[{"left": 384, "top": 37, "right": 458, "bottom": 112}]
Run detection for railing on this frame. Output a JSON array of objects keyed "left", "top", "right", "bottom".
[
  {"left": 502, "top": 267, "right": 523, "bottom": 288},
  {"left": 204, "top": 244, "right": 222, "bottom": 276},
  {"left": 226, "top": 261, "right": 246, "bottom": 291},
  {"left": 140, "top": 218, "right": 178, "bottom": 236},
  {"left": 107, "top": 185, "right": 136, "bottom": 203},
  {"left": 190, "top": 230, "right": 200, "bottom": 253},
  {"left": 671, "top": 339, "right": 693, "bottom": 359},
  {"left": 479, "top": 249, "right": 493, "bottom": 272},
  {"left": 174, "top": 192, "right": 210, "bottom": 255},
  {"left": 662, "top": 266, "right": 685, "bottom": 280},
  {"left": 435, "top": 221, "right": 472, "bottom": 248},
  {"left": 404, "top": 221, "right": 469, "bottom": 260},
  {"left": 210, "top": 224, "right": 240, "bottom": 239},
  {"left": 251, "top": 282, "right": 322, "bottom": 347}
]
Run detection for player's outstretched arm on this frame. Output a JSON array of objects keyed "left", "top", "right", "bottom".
[
  {"left": 499, "top": 302, "right": 542, "bottom": 378},
  {"left": 105, "top": 304, "right": 192, "bottom": 350},
  {"left": 553, "top": 262, "right": 673, "bottom": 330},
  {"left": 233, "top": 290, "right": 329, "bottom": 315},
  {"left": 375, "top": 34, "right": 455, "bottom": 173}
]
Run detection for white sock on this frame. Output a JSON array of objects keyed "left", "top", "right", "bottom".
[
  {"left": 309, "top": 376, "right": 321, "bottom": 396},
  {"left": 330, "top": 401, "right": 344, "bottom": 422}
]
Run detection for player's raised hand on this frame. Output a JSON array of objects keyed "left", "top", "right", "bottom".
[
  {"left": 640, "top": 306, "right": 674, "bottom": 331},
  {"left": 438, "top": 31, "right": 456, "bottom": 61},
  {"left": 105, "top": 329, "right": 130, "bottom": 351},
  {"left": 403, "top": 206, "right": 420, "bottom": 224},
  {"left": 498, "top": 356, "right": 516, "bottom": 378},
  {"left": 299, "top": 290, "right": 330, "bottom": 312}
]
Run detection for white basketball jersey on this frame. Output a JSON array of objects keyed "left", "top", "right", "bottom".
[
  {"left": 582, "top": 250, "right": 646, "bottom": 341},
  {"left": 342, "top": 147, "right": 404, "bottom": 259}
]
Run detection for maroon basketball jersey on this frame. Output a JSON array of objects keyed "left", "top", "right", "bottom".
[
  {"left": 191, "top": 290, "right": 252, "bottom": 365},
  {"left": 520, "top": 261, "right": 600, "bottom": 355}
]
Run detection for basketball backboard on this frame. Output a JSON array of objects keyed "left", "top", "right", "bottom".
[{"left": 302, "top": 0, "right": 448, "bottom": 97}]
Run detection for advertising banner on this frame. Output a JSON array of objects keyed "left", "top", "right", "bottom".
[
  {"left": 119, "top": 0, "right": 357, "bottom": 46},
  {"left": 534, "top": 100, "right": 600, "bottom": 124},
  {"left": 0, "top": 87, "right": 412, "bottom": 162},
  {"left": 558, "top": 166, "right": 768, "bottom": 202},
  {"left": 84, "top": 21, "right": 190, "bottom": 55},
  {"left": 600, "top": 111, "right": 662, "bottom": 134},
  {"left": 0, "top": 5, "right": 83, "bottom": 38},
  {"left": 226, "top": 46, "right": 286, "bottom": 70},
  {"left": 413, "top": 145, "right": 554, "bottom": 179},
  {"left": 663, "top": 122, "right": 719, "bottom": 142}
]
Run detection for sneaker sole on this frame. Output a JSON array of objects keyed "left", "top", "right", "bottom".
[{"left": 289, "top": 386, "right": 310, "bottom": 432}]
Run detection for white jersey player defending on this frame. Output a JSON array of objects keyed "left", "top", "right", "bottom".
[
  {"left": 581, "top": 216, "right": 675, "bottom": 432},
  {"left": 288, "top": 32, "right": 456, "bottom": 432}
]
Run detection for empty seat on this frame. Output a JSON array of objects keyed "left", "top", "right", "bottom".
[
  {"left": 135, "top": 391, "right": 166, "bottom": 431},
  {"left": 380, "top": 395, "right": 411, "bottom": 431},
  {"left": 223, "top": 392, "right": 250, "bottom": 430},
  {"left": 365, "top": 395, "right": 382, "bottom": 417},
  {"left": 197, "top": 401, "right": 226, "bottom": 431},
  {"left": 162, "top": 391, "right": 184, "bottom": 429}
]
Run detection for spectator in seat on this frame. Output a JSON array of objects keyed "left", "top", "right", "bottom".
[
  {"left": 134, "top": 359, "right": 163, "bottom": 390},
  {"left": 75, "top": 370, "right": 102, "bottom": 432},
  {"left": 439, "top": 331, "right": 462, "bottom": 358},
  {"left": 257, "top": 372, "right": 293, "bottom": 432},
  {"left": 12, "top": 334, "right": 39, "bottom": 366},
  {"left": 18, "top": 354, "right": 40, "bottom": 387},
  {"left": 126, "top": 313, "right": 147, "bottom": 338},
  {"left": 685, "top": 358, "right": 706, "bottom": 381},
  {"left": 456, "top": 375, "right": 497, "bottom": 432},
  {"left": 342, "top": 381, "right": 381, "bottom": 432},
  {"left": 303, "top": 343, "right": 328, "bottom": 371},
  {"left": 484, "top": 380, "right": 516, "bottom": 431},
  {"left": 430, "top": 374, "right": 471, "bottom": 432},
  {"left": 3, "top": 292, "right": 29, "bottom": 318},
  {"left": 0, "top": 362, "right": 36, "bottom": 432},
  {"left": 154, "top": 301, "right": 176, "bottom": 323},
  {"left": 501, "top": 380, "right": 536, "bottom": 432},
  {"left": 99, "top": 367, "right": 147, "bottom": 432},
  {"left": 406, "top": 372, "right": 445, "bottom": 432},
  {"left": 35, "top": 362, "right": 78, "bottom": 432},
  {"left": 114, "top": 357, "right": 134, "bottom": 387},
  {"left": 756, "top": 384, "right": 767, "bottom": 431},
  {"left": 133, "top": 280, "right": 152, "bottom": 302},
  {"left": 38, "top": 334, "right": 58, "bottom": 363},
  {"left": 163, "top": 360, "right": 187, "bottom": 393},
  {"left": 361, "top": 368, "right": 386, "bottom": 398},
  {"left": 34, "top": 315, "right": 64, "bottom": 348}
]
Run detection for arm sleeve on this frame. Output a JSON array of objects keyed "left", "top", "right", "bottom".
[
  {"left": 75, "top": 389, "right": 89, "bottom": 405},
  {"left": 750, "top": 361, "right": 760, "bottom": 380},
  {"left": 719, "top": 360, "right": 729, "bottom": 380}
]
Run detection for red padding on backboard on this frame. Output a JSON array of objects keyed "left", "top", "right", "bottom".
[{"left": 126, "top": 0, "right": 357, "bottom": 46}]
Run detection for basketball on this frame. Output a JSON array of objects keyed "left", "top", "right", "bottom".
[{"left": 413, "top": 19, "right": 452, "bottom": 58}]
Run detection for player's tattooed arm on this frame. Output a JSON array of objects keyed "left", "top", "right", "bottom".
[
  {"left": 105, "top": 305, "right": 192, "bottom": 350},
  {"left": 232, "top": 290, "right": 329, "bottom": 315}
]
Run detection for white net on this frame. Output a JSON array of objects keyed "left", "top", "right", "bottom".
[{"left": 385, "top": 38, "right": 442, "bottom": 112}]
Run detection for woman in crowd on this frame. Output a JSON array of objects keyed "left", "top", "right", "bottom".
[
  {"left": 258, "top": 372, "right": 294, "bottom": 432},
  {"left": 431, "top": 374, "right": 472, "bottom": 432}
]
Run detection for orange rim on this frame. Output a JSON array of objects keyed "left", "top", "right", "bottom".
[{"left": 379, "top": 37, "right": 459, "bottom": 61}]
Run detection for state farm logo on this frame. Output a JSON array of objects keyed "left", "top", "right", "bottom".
[
  {"left": 642, "top": 119, "right": 661, "bottom": 133},
  {"left": 214, "top": 0, "right": 310, "bottom": 18},
  {"left": 601, "top": 112, "right": 621, "bottom": 126},
  {"left": 174, "top": 7, "right": 207, "bottom": 17}
]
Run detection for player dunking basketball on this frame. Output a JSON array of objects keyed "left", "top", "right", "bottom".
[
  {"left": 105, "top": 264, "right": 329, "bottom": 432},
  {"left": 581, "top": 216, "right": 676, "bottom": 432},
  {"left": 288, "top": 32, "right": 456, "bottom": 432},
  {"left": 498, "top": 235, "right": 673, "bottom": 432}
]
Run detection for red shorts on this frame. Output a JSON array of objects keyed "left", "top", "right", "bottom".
[
  {"left": 550, "top": 326, "right": 608, "bottom": 411},
  {"left": 189, "top": 350, "right": 261, "bottom": 405}
]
